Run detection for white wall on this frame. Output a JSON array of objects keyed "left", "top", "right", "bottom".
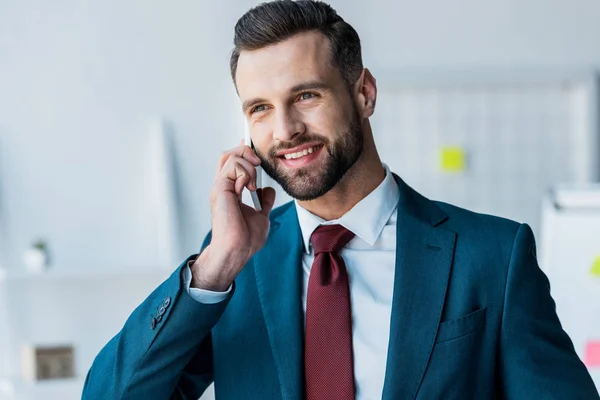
[
  {"left": 355, "top": 0, "right": 600, "bottom": 69},
  {"left": 1, "top": 0, "right": 600, "bottom": 268},
  {"left": 0, "top": 1, "right": 242, "bottom": 269}
]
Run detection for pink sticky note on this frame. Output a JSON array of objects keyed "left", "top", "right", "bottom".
[{"left": 585, "top": 341, "right": 600, "bottom": 367}]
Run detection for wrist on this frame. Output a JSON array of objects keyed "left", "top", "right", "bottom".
[{"left": 190, "top": 246, "right": 244, "bottom": 291}]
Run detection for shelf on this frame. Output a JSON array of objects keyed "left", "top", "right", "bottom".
[
  {"left": 0, "top": 267, "right": 174, "bottom": 282},
  {"left": 0, "top": 377, "right": 85, "bottom": 400}
]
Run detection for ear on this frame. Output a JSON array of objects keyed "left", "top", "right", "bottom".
[{"left": 353, "top": 68, "right": 377, "bottom": 119}]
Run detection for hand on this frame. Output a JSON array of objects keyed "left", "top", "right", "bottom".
[{"left": 191, "top": 143, "right": 276, "bottom": 291}]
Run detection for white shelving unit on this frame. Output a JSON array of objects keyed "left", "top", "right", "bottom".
[
  {"left": 0, "top": 266, "right": 174, "bottom": 400},
  {"left": 0, "top": 377, "right": 85, "bottom": 400},
  {"left": 539, "top": 185, "right": 600, "bottom": 391}
]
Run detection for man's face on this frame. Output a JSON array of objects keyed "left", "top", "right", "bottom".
[{"left": 235, "top": 31, "right": 363, "bottom": 201}]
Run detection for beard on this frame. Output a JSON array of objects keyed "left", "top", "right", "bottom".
[{"left": 256, "top": 107, "right": 364, "bottom": 201}]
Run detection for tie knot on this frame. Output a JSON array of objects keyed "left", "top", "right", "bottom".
[{"left": 310, "top": 224, "right": 355, "bottom": 255}]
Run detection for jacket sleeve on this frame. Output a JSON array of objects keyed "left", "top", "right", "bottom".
[
  {"left": 82, "top": 233, "right": 229, "bottom": 400},
  {"left": 498, "top": 223, "right": 599, "bottom": 398}
]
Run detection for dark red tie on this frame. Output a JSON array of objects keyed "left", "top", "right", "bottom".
[{"left": 305, "top": 224, "right": 356, "bottom": 400}]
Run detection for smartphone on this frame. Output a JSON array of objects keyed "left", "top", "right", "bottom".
[{"left": 244, "top": 123, "right": 262, "bottom": 211}]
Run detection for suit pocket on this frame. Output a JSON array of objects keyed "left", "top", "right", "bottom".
[{"left": 435, "top": 307, "right": 487, "bottom": 344}]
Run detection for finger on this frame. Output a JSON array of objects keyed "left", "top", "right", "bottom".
[
  {"left": 234, "top": 170, "right": 251, "bottom": 198},
  {"left": 221, "top": 156, "right": 258, "bottom": 190},
  {"left": 215, "top": 147, "right": 260, "bottom": 182},
  {"left": 220, "top": 158, "right": 259, "bottom": 200},
  {"left": 257, "top": 187, "right": 276, "bottom": 217},
  {"left": 218, "top": 145, "right": 261, "bottom": 171}
]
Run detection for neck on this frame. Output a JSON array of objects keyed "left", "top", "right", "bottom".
[{"left": 297, "top": 120, "right": 385, "bottom": 221}]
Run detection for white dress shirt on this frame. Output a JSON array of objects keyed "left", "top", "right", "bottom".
[{"left": 185, "top": 164, "right": 400, "bottom": 399}]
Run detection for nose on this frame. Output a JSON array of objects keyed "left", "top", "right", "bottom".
[{"left": 272, "top": 107, "right": 305, "bottom": 142}]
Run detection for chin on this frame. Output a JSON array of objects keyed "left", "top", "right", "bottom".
[{"left": 280, "top": 175, "right": 335, "bottom": 201}]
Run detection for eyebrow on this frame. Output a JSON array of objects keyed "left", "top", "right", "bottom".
[
  {"left": 241, "top": 80, "right": 331, "bottom": 112},
  {"left": 290, "top": 80, "right": 330, "bottom": 93}
]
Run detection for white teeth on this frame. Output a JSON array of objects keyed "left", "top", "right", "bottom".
[{"left": 283, "top": 146, "right": 318, "bottom": 160}]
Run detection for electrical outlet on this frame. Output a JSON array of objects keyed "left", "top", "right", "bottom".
[{"left": 22, "top": 345, "right": 75, "bottom": 381}]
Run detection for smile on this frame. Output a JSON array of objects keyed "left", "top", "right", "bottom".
[
  {"left": 282, "top": 145, "right": 320, "bottom": 160},
  {"left": 277, "top": 144, "right": 324, "bottom": 169}
]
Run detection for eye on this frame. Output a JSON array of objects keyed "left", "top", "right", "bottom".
[
  {"left": 250, "top": 104, "right": 267, "bottom": 114},
  {"left": 299, "top": 92, "right": 317, "bottom": 101}
]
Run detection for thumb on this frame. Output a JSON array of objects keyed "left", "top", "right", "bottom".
[{"left": 257, "top": 187, "right": 276, "bottom": 217}]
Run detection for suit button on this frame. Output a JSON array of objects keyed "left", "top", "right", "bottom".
[
  {"left": 162, "top": 297, "right": 171, "bottom": 308},
  {"left": 150, "top": 317, "right": 157, "bottom": 330},
  {"left": 158, "top": 305, "right": 166, "bottom": 316}
]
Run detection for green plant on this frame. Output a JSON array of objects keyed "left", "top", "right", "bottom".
[{"left": 32, "top": 239, "right": 48, "bottom": 252}]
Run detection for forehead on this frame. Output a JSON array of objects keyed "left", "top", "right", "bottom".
[{"left": 235, "top": 31, "right": 337, "bottom": 99}]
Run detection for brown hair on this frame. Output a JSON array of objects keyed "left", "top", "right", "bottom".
[{"left": 230, "top": 0, "right": 363, "bottom": 88}]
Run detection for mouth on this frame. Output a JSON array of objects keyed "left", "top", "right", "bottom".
[
  {"left": 277, "top": 144, "right": 322, "bottom": 159},
  {"left": 277, "top": 144, "right": 324, "bottom": 169}
]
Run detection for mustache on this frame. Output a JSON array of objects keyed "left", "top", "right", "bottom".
[{"left": 267, "top": 134, "right": 329, "bottom": 158}]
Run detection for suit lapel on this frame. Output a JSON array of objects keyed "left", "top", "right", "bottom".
[
  {"left": 253, "top": 177, "right": 456, "bottom": 400},
  {"left": 254, "top": 204, "right": 305, "bottom": 400},
  {"left": 382, "top": 176, "right": 456, "bottom": 400}
]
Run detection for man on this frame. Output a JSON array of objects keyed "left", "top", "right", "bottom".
[{"left": 83, "top": 1, "right": 599, "bottom": 399}]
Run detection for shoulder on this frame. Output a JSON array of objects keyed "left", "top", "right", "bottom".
[
  {"left": 434, "top": 200, "right": 522, "bottom": 243},
  {"left": 432, "top": 200, "right": 530, "bottom": 269}
]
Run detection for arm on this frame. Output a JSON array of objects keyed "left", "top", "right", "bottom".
[
  {"left": 82, "top": 238, "right": 232, "bottom": 400},
  {"left": 82, "top": 144, "right": 275, "bottom": 400},
  {"left": 499, "top": 224, "right": 599, "bottom": 398}
]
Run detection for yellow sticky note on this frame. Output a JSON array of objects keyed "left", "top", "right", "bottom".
[
  {"left": 440, "top": 147, "right": 466, "bottom": 172},
  {"left": 591, "top": 256, "right": 600, "bottom": 278}
]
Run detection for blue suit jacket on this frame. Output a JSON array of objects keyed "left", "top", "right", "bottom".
[{"left": 83, "top": 176, "right": 599, "bottom": 399}]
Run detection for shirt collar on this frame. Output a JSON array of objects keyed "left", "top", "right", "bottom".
[{"left": 295, "top": 164, "right": 400, "bottom": 254}]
